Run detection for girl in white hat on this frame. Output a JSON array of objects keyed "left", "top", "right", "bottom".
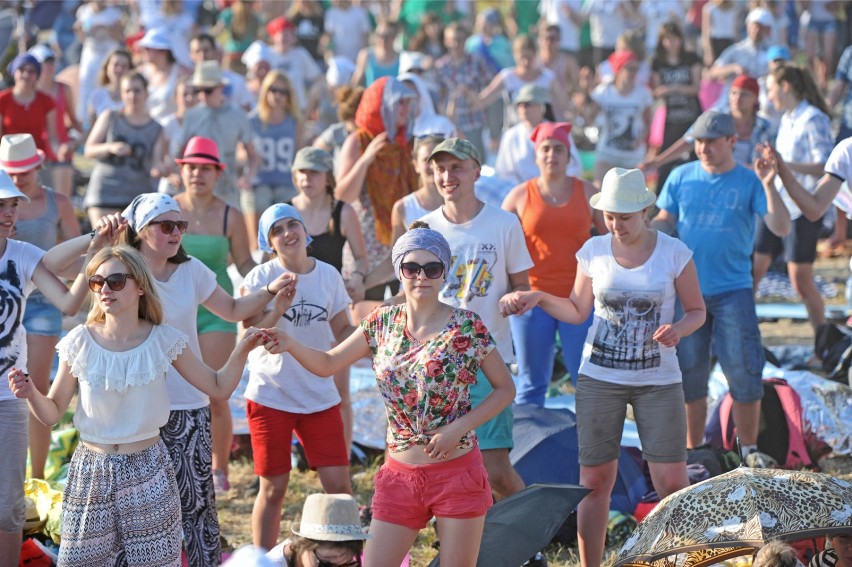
[
  {"left": 510, "top": 167, "right": 706, "bottom": 567},
  {"left": 1, "top": 133, "right": 81, "bottom": 481}
]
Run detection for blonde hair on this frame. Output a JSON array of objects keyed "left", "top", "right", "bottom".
[
  {"left": 85, "top": 246, "right": 164, "bottom": 325},
  {"left": 257, "top": 70, "right": 301, "bottom": 128}
]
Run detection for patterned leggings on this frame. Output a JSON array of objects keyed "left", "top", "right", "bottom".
[
  {"left": 161, "top": 407, "right": 221, "bottom": 566},
  {"left": 58, "top": 441, "right": 182, "bottom": 566}
]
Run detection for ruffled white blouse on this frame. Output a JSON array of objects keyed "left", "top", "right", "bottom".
[{"left": 57, "top": 324, "right": 188, "bottom": 445}]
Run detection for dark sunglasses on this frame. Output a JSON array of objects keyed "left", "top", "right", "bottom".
[
  {"left": 314, "top": 552, "right": 360, "bottom": 567},
  {"left": 400, "top": 261, "right": 444, "bottom": 280},
  {"left": 197, "top": 86, "right": 216, "bottom": 95},
  {"left": 147, "top": 220, "right": 189, "bottom": 234},
  {"left": 88, "top": 273, "right": 135, "bottom": 293},
  {"left": 269, "top": 87, "right": 290, "bottom": 96}
]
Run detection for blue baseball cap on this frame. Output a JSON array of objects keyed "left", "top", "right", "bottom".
[{"left": 767, "top": 45, "right": 792, "bottom": 62}]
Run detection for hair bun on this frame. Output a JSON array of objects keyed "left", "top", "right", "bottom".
[{"left": 408, "top": 220, "right": 430, "bottom": 231}]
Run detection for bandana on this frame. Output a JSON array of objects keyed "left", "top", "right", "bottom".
[
  {"left": 530, "top": 122, "right": 573, "bottom": 151},
  {"left": 257, "top": 204, "right": 313, "bottom": 254},
  {"left": 391, "top": 228, "right": 452, "bottom": 281},
  {"left": 731, "top": 74, "right": 760, "bottom": 97},
  {"left": 608, "top": 51, "right": 637, "bottom": 76},
  {"left": 121, "top": 193, "right": 181, "bottom": 232}
]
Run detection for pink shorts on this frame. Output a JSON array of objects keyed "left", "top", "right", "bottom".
[
  {"left": 246, "top": 401, "right": 349, "bottom": 477},
  {"left": 370, "top": 448, "right": 493, "bottom": 530}
]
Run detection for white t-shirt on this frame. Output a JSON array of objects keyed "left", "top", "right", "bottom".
[
  {"left": 0, "top": 240, "right": 43, "bottom": 402},
  {"left": 241, "top": 259, "right": 350, "bottom": 413},
  {"left": 324, "top": 6, "right": 371, "bottom": 64},
  {"left": 495, "top": 121, "right": 582, "bottom": 184},
  {"left": 590, "top": 81, "right": 653, "bottom": 164},
  {"left": 269, "top": 46, "right": 322, "bottom": 111},
  {"left": 420, "top": 204, "right": 534, "bottom": 363},
  {"left": 539, "top": 0, "right": 583, "bottom": 52},
  {"left": 57, "top": 324, "right": 188, "bottom": 444},
  {"left": 156, "top": 258, "right": 218, "bottom": 409},
  {"left": 577, "top": 232, "right": 692, "bottom": 386},
  {"left": 823, "top": 137, "right": 852, "bottom": 217}
]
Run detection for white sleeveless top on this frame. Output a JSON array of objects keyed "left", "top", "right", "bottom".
[
  {"left": 57, "top": 324, "right": 188, "bottom": 445},
  {"left": 402, "top": 193, "right": 432, "bottom": 226}
]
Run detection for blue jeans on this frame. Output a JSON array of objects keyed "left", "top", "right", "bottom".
[
  {"left": 677, "top": 288, "right": 765, "bottom": 403},
  {"left": 509, "top": 306, "right": 593, "bottom": 405}
]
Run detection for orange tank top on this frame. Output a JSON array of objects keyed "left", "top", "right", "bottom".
[{"left": 520, "top": 177, "right": 593, "bottom": 296}]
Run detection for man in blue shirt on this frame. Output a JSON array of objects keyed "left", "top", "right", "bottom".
[{"left": 651, "top": 110, "right": 790, "bottom": 466}]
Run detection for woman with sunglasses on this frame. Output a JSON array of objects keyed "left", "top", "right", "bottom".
[
  {"left": 83, "top": 71, "right": 169, "bottom": 227},
  {"left": 260, "top": 221, "right": 515, "bottom": 567},
  {"left": 0, "top": 171, "right": 92, "bottom": 566},
  {"left": 244, "top": 70, "right": 304, "bottom": 251},
  {"left": 43, "top": 193, "right": 294, "bottom": 566},
  {"left": 241, "top": 203, "right": 355, "bottom": 551},
  {"left": 9, "top": 245, "right": 271, "bottom": 566}
]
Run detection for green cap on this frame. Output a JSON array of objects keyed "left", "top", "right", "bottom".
[
  {"left": 513, "top": 84, "right": 550, "bottom": 105},
  {"left": 292, "top": 147, "right": 334, "bottom": 172},
  {"left": 428, "top": 137, "right": 482, "bottom": 166}
]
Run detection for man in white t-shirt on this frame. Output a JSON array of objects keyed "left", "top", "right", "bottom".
[
  {"left": 421, "top": 138, "right": 534, "bottom": 500},
  {"left": 324, "top": 0, "right": 372, "bottom": 64}
]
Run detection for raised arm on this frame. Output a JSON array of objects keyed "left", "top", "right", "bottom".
[
  {"left": 205, "top": 271, "right": 296, "bottom": 323},
  {"left": 512, "top": 269, "right": 595, "bottom": 324},
  {"left": 759, "top": 142, "right": 841, "bottom": 221},
  {"left": 753, "top": 145, "right": 792, "bottom": 237},
  {"left": 264, "top": 326, "right": 371, "bottom": 377},
  {"left": 334, "top": 131, "right": 387, "bottom": 204}
]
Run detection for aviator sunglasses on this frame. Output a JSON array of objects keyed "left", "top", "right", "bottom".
[
  {"left": 400, "top": 261, "right": 444, "bottom": 279},
  {"left": 147, "top": 220, "right": 189, "bottom": 234},
  {"left": 88, "top": 273, "right": 135, "bottom": 293}
]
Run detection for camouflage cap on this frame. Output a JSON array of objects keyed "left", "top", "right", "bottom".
[{"left": 428, "top": 137, "right": 482, "bottom": 166}]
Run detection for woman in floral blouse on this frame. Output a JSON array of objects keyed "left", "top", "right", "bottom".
[{"left": 263, "top": 221, "right": 515, "bottom": 567}]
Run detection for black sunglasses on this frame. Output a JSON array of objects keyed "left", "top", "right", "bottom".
[
  {"left": 315, "top": 552, "right": 360, "bottom": 567},
  {"left": 147, "top": 220, "right": 189, "bottom": 234},
  {"left": 88, "top": 273, "right": 135, "bottom": 293},
  {"left": 197, "top": 86, "right": 216, "bottom": 95},
  {"left": 269, "top": 87, "right": 290, "bottom": 96},
  {"left": 400, "top": 261, "right": 444, "bottom": 279}
]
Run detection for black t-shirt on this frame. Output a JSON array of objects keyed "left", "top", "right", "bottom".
[
  {"left": 651, "top": 51, "right": 702, "bottom": 124},
  {"left": 291, "top": 13, "right": 325, "bottom": 61}
]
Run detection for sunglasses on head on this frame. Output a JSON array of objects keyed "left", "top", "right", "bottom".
[
  {"left": 88, "top": 273, "right": 135, "bottom": 293},
  {"left": 400, "top": 261, "right": 444, "bottom": 279},
  {"left": 147, "top": 220, "right": 189, "bottom": 234},
  {"left": 269, "top": 87, "right": 290, "bottom": 96}
]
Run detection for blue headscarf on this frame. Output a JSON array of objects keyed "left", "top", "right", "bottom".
[
  {"left": 391, "top": 227, "right": 452, "bottom": 281},
  {"left": 7, "top": 54, "right": 40, "bottom": 79},
  {"left": 257, "top": 204, "right": 313, "bottom": 253}
]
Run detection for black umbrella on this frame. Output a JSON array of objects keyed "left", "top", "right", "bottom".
[{"left": 428, "top": 484, "right": 590, "bottom": 567}]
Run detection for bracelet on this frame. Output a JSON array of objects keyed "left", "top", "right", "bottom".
[
  {"left": 89, "top": 230, "right": 96, "bottom": 239},
  {"left": 266, "top": 283, "right": 275, "bottom": 295},
  {"left": 352, "top": 270, "right": 366, "bottom": 281}
]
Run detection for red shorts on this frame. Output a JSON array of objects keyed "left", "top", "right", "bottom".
[
  {"left": 246, "top": 400, "right": 349, "bottom": 477},
  {"left": 370, "top": 448, "right": 492, "bottom": 530}
]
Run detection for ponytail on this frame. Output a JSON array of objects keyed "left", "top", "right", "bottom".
[{"left": 771, "top": 64, "right": 832, "bottom": 118}]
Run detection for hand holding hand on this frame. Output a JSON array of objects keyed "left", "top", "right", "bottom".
[
  {"left": 238, "top": 327, "right": 277, "bottom": 353},
  {"left": 8, "top": 368, "right": 35, "bottom": 399},
  {"left": 653, "top": 324, "right": 681, "bottom": 347},
  {"left": 502, "top": 290, "right": 540, "bottom": 317},
  {"left": 259, "top": 328, "right": 292, "bottom": 354}
]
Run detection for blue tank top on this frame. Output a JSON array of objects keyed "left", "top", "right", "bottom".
[
  {"left": 365, "top": 50, "right": 400, "bottom": 86},
  {"left": 251, "top": 112, "right": 297, "bottom": 190}
]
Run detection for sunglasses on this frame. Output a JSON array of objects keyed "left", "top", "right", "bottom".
[
  {"left": 314, "top": 552, "right": 360, "bottom": 567},
  {"left": 147, "top": 220, "right": 189, "bottom": 234},
  {"left": 88, "top": 273, "right": 135, "bottom": 293},
  {"left": 400, "top": 261, "right": 444, "bottom": 279},
  {"left": 269, "top": 87, "right": 290, "bottom": 96},
  {"left": 197, "top": 86, "right": 217, "bottom": 95}
]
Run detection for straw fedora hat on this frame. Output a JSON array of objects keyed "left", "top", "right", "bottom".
[
  {"left": 190, "top": 60, "right": 227, "bottom": 88},
  {"left": 590, "top": 167, "right": 656, "bottom": 213},
  {"left": 0, "top": 134, "right": 45, "bottom": 174},
  {"left": 291, "top": 494, "right": 369, "bottom": 541}
]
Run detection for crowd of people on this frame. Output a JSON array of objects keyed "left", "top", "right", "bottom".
[{"left": 1, "top": 0, "right": 852, "bottom": 566}]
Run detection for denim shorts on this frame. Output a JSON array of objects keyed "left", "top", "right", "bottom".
[
  {"left": 677, "top": 288, "right": 765, "bottom": 403},
  {"left": 23, "top": 293, "right": 63, "bottom": 337},
  {"left": 808, "top": 19, "right": 837, "bottom": 35}
]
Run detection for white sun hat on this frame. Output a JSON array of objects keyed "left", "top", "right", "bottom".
[
  {"left": 590, "top": 167, "right": 655, "bottom": 213},
  {"left": 0, "top": 170, "right": 30, "bottom": 202}
]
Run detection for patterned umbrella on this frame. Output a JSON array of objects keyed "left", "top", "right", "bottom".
[{"left": 614, "top": 467, "right": 852, "bottom": 567}]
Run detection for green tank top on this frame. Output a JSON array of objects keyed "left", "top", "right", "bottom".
[{"left": 183, "top": 233, "right": 233, "bottom": 329}]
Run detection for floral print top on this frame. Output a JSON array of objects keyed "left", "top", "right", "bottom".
[{"left": 360, "top": 304, "right": 496, "bottom": 453}]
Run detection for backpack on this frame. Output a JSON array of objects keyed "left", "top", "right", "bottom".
[
  {"left": 707, "top": 378, "right": 813, "bottom": 469},
  {"left": 815, "top": 323, "right": 852, "bottom": 385}
]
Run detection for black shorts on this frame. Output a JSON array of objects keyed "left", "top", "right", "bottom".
[{"left": 754, "top": 214, "right": 823, "bottom": 264}]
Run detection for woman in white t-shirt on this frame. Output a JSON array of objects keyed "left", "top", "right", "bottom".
[
  {"left": 10, "top": 245, "right": 269, "bottom": 566},
  {"left": 42, "top": 193, "right": 293, "bottom": 566},
  {"left": 512, "top": 168, "right": 705, "bottom": 567},
  {"left": 240, "top": 203, "right": 354, "bottom": 551}
]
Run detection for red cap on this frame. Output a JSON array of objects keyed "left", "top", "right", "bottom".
[
  {"left": 176, "top": 136, "right": 226, "bottom": 170},
  {"left": 530, "top": 122, "right": 573, "bottom": 151},
  {"left": 266, "top": 16, "right": 294, "bottom": 37},
  {"left": 731, "top": 74, "right": 760, "bottom": 96},
  {"left": 608, "top": 50, "right": 638, "bottom": 76}
]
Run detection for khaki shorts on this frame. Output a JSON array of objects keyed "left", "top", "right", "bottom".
[
  {"left": 241, "top": 184, "right": 298, "bottom": 214},
  {"left": 576, "top": 375, "right": 687, "bottom": 466}
]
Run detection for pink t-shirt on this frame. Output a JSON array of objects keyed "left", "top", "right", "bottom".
[{"left": 360, "top": 305, "right": 495, "bottom": 453}]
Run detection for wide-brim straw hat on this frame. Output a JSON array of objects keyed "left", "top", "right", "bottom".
[
  {"left": 291, "top": 494, "right": 370, "bottom": 541},
  {"left": 590, "top": 167, "right": 655, "bottom": 213},
  {"left": 190, "top": 60, "right": 227, "bottom": 88},
  {"left": 0, "top": 133, "right": 45, "bottom": 174}
]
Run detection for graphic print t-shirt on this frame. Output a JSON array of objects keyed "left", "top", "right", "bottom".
[
  {"left": 420, "top": 204, "right": 534, "bottom": 363},
  {"left": 241, "top": 259, "right": 350, "bottom": 413},
  {"left": 0, "top": 240, "right": 44, "bottom": 402},
  {"left": 576, "top": 232, "right": 692, "bottom": 386}
]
